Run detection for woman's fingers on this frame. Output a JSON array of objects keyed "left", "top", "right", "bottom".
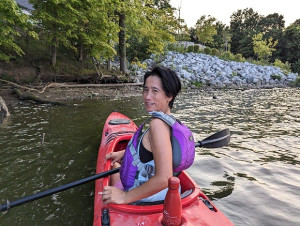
[
  {"left": 102, "top": 186, "right": 111, "bottom": 202},
  {"left": 102, "top": 186, "right": 113, "bottom": 204},
  {"left": 102, "top": 186, "right": 125, "bottom": 204},
  {"left": 105, "top": 153, "right": 113, "bottom": 160},
  {"left": 111, "top": 159, "right": 116, "bottom": 166}
]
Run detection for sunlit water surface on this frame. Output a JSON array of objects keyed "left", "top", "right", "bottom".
[{"left": 1, "top": 88, "right": 299, "bottom": 225}]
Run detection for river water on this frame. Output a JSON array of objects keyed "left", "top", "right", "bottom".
[{"left": 0, "top": 88, "right": 299, "bottom": 225}]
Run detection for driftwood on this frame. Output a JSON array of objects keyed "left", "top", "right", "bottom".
[
  {"left": 13, "top": 89, "right": 65, "bottom": 105},
  {"left": 44, "top": 82, "right": 143, "bottom": 88},
  {"left": 0, "top": 79, "right": 142, "bottom": 94},
  {"left": 0, "top": 96, "right": 10, "bottom": 118},
  {"left": 0, "top": 79, "right": 40, "bottom": 92}
]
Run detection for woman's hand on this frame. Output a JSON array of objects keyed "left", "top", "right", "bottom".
[
  {"left": 102, "top": 186, "right": 127, "bottom": 204},
  {"left": 105, "top": 150, "right": 125, "bottom": 166}
]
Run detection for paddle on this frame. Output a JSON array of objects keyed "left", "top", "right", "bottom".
[
  {"left": 0, "top": 168, "right": 120, "bottom": 212},
  {"left": 0, "top": 128, "right": 230, "bottom": 212},
  {"left": 195, "top": 128, "right": 230, "bottom": 148}
]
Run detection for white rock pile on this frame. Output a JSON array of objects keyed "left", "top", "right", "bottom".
[{"left": 131, "top": 51, "right": 298, "bottom": 88}]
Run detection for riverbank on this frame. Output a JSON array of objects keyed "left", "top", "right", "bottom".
[{"left": 0, "top": 83, "right": 143, "bottom": 107}]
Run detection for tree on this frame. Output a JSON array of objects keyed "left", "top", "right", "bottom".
[
  {"left": 212, "top": 21, "right": 230, "bottom": 51},
  {"left": 124, "top": 0, "right": 178, "bottom": 65},
  {"left": 0, "top": 0, "right": 36, "bottom": 61},
  {"left": 30, "top": 0, "right": 81, "bottom": 66},
  {"left": 230, "top": 8, "right": 261, "bottom": 58},
  {"left": 70, "top": 0, "right": 118, "bottom": 63},
  {"left": 194, "top": 15, "right": 217, "bottom": 46},
  {"left": 282, "top": 20, "right": 300, "bottom": 73},
  {"left": 252, "top": 33, "right": 278, "bottom": 61},
  {"left": 258, "top": 13, "right": 285, "bottom": 61}
]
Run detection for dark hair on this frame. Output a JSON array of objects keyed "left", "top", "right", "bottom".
[{"left": 143, "top": 66, "right": 181, "bottom": 109}]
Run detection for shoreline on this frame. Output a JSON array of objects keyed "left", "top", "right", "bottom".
[
  {"left": 1, "top": 82, "right": 298, "bottom": 107},
  {"left": 0, "top": 83, "right": 143, "bottom": 107}
]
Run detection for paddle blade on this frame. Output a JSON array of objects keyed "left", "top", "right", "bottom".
[{"left": 196, "top": 129, "right": 230, "bottom": 148}]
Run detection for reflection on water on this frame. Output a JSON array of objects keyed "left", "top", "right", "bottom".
[{"left": 1, "top": 88, "right": 300, "bottom": 225}]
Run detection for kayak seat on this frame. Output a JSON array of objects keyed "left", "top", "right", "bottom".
[
  {"left": 108, "top": 119, "right": 131, "bottom": 125},
  {"left": 130, "top": 188, "right": 194, "bottom": 206}
]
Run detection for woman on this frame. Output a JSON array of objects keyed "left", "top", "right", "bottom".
[{"left": 102, "top": 66, "right": 182, "bottom": 204}]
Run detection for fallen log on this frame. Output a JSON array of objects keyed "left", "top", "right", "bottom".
[
  {"left": 45, "top": 82, "right": 142, "bottom": 87},
  {"left": 0, "top": 78, "right": 142, "bottom": 93},
  {"left": 13, "top": 89, "right": 65, "bottom": 106}
]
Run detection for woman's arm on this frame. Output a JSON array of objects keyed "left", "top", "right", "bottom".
[{"left": 102, "top": 118, "right": 173, "bottom": 204}]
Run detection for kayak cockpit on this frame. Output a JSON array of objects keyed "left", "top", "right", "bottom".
[{"left": 102, "top": 137, "right": 206, "bottom": 213}]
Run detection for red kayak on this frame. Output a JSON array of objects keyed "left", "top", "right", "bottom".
[{"left": 94, "top": 111, "right": 233, "bottom": 225}]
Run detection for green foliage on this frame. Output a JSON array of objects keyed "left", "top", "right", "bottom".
[
  {"left": 231, "top": 71, "right": 238, "bottom": 77},
  {"left": 257, "top": 13, "right": 285, "bottom": 62},
  {"left": 212, "top": 21, "right": 231, "bottom": 51},
  {"left": 220, "top": 51, "right": 235, "bottom": 61},
  {"left": 187, "top": 45, "right": 194, "bottom": 52},
  {"left": 294, "top": 76, "right": 300, "bottom": 87},
  {"left": 0, "top": 0, "right": 36, "bottom": 61},
  {"left": 270, "top": 74, "right": 281, "bottom": 80},
  {"left": 127, "top": 36, "right": 151, "bottom": 61},
  {"left": 230, "top": 8, "right": 261, "bottom": 58},
  {"left": 291, "top": 59, "right": 300, "bottom": 74},
  {"left": 127, "top": 0, "right": 178, "bottom": 58},
  {"left": 273, "top": 59, "right": 291, "bottom": 74},
  {"left": 195, "top": 15, "right": 217, "bottom": 45},
  {"left": 77, "top": 0, "right": 118, "bottom": 59},
  {"left": 204, "top": 47, "right": 212, "bottom": 55},
  {"left": 211, "top": 48, "right": 219, "bottom": 55},
  {"left": 234, "top": 53, "right": 245, "bottom": 62},
  {"left": 24, "top": 0, "right": 180, "bottom": 68},
  {"left": 193, "top": 45, "right": 200, "bottom": 53},
  {"left": 190, "top": 81, "right": 203, "bottom": 87},
  {"left": 175, "top": 33, "right": 190, "bottom": 42},
  {"left": 283, "top": 22, "right": 300, "bottom": 73},
  {"left": 253, "top": 33, "right": 278, "bottom": 61},
  {"left": 165, "top": 43, "right": 186, "bottom": 53}
]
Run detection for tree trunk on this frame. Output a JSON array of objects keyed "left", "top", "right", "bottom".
[
  {"left": 51, "top": 37, "right": 57, "bottom": 66},
  {"left": 119, "top": 12, "right": 127, "bottom": 73},
  {"left": 107, "top": 58, "right": 111, "bottom": 70},
  {"left": 51, "top": 44, "right": 57, "bottom": 66},
  {"left": 78, "top": 44, "right": 83, "bottom": 62}
]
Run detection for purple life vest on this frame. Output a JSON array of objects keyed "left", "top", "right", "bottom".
[{"left": 120, "top": 111, "right": 195, "bottom": 191}]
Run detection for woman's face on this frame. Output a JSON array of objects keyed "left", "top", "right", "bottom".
[{"left": 143, "top": 75, "right": 172, "bottom": 113}]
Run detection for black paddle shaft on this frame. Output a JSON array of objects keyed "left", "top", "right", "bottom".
[{"left": 0, "top": 167, "right": 120, "bottom": 212}]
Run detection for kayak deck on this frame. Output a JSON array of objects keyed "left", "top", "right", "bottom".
[{"left": 94, "top": 112, "right": 233, "bottom": 225}]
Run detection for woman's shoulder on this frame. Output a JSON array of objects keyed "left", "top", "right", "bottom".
[{"left": 149, "top": 118, "right": 170, "bottom": 132}]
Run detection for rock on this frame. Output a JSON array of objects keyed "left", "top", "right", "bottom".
[{"left": 131, "top": 51, "right": 298, "bottom": 88}]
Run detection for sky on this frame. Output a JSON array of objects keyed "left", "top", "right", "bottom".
[{"left": 170, "top": 0, "right": 299, "bottom": 28}]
